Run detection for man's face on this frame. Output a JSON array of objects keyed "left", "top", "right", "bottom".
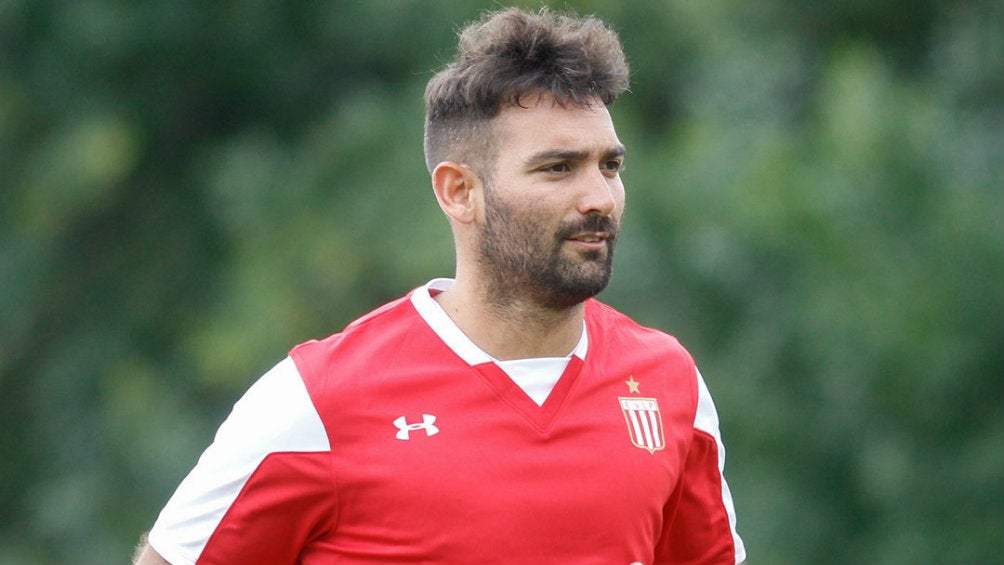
[{"left": 474, "top": 94, "right": 626, "bottom": 310}]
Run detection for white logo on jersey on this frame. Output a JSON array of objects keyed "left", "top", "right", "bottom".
[
  {"left": 394, "top": 414, "right": 439, "bottom": 440},
  {"left": 619, "top": 397, "right": 665, "bottom": 454}
]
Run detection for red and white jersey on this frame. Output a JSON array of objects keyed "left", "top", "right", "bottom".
[{"left": 148, "top": 279, "right": 745, "bottom": 565}]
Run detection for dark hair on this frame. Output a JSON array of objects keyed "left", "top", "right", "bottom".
[{"left": 423, "top": 7, "right": 630, "bottom": 173}]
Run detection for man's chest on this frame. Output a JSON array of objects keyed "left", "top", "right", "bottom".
[{"left": 311, "top": 362, "right": 695, "bottom": 561}]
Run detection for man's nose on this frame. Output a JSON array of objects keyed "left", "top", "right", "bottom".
[{"left": 577, "top": 168, "right": 619, "bottom": 217}]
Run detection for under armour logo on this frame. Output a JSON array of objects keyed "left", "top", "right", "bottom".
[{"left": 393, "top": 414, "right": 439, "bottom": 440}]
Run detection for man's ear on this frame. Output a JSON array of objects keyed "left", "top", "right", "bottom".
[{"left": 431, "top": 161, "right": 479, "bottom": 224}]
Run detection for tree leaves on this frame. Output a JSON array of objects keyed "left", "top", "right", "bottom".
[{"left": 1, "top": 1, "right": 1000, "bottom": 563}]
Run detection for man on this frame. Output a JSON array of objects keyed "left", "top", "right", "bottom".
[{"left": 133, "top": 7, "right": 745, "bottom": 565}]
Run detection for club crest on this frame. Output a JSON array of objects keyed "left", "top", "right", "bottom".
[{"left": 619, "top": 397, "right": 665, "bottom": 453}]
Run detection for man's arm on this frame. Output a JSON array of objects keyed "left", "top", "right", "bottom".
[
  {"left": 131, "top": 357, "right": 334, "bottom": 565},
  {"left": 654, "top": 369, "right": 745, "bottom": 564},
  {"left": 132, "top": 536, "right": 171, "bottom": 565}
]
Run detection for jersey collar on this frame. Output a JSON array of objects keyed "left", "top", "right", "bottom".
[{"left": 410, "top": 278, "right": 588, "bottom": 366}]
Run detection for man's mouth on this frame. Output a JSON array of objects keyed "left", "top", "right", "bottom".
[
  {"left": 565, "top": 233, "right": 610, "bottom": 250},
  {"left": 560, "top": 215, "right": 618, "bottom": 249},
  {"left": 569, "top": 233, "right": 606, "bottom": 243}
]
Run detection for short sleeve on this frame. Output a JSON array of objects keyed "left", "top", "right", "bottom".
[
  {"left": 655, "top": 369, "right": 746, "bottom": 565},
  {"left": 147, "top": 357, "right": 334, "bottom": 565}
]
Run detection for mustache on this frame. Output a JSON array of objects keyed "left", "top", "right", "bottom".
[{"left": 557, "top": 214, "right": 620, "bottom": 240}]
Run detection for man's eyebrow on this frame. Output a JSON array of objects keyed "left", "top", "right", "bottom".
[
  {"left": 605, "top": 145, "right": 627, "bottom": 159},
  {"left": 524, "top": 145, "right": 626, "bottom": 165}
]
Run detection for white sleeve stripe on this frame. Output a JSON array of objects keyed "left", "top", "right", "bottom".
[
  {"left": 148, "top": 356, "right": 329, "bottom": 563},
  {"left": 694, "top": 368, "right": 747, "bottom": 564}
]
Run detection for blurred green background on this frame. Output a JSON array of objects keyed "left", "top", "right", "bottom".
[{"left": 1, "top": 1, "right": 1001, "bottom": 563}]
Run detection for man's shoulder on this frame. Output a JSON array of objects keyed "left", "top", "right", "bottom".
[
  {"left": 342, "top": 293, "right": 415, "bottom": 332},
  {"left": 585, "top": 299, "right": 683, "bottom": 346},
  {"left": 585, "top": 300, "right": 698, "bottom": 397},
  {"left": 289, "top": 292, "right": 423, "bottom": 367}
]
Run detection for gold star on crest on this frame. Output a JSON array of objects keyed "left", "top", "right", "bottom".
[{"left": 625, "top": 376, "right": 640, "bottom": 394}]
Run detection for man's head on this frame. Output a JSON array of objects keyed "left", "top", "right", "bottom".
[
  {"left": 423, "top": 7, "right": 630, "bottom": 175},
  {"left": 427, "top": 8, "right": 630, "bottom": 311}
]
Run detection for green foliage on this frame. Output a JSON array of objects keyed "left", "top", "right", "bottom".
[{"left": 1, "top": 1, "right": 1001, "bottom": 563}]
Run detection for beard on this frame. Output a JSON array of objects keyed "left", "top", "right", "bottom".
[{"left": 476, "top": 186, "right": 619, "bottom": 311}]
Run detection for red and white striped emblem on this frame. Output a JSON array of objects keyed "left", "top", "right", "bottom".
[{"left": 619, "top": 397, "right": 665, "bottom": 453}]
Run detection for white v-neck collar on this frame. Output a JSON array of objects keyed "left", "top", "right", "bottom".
[{"left": 410, "top": 278, "right": 588, "bottom": 366}]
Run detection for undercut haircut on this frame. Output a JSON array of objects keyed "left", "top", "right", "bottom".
[{"left": 423, "top": 7, "right": 630, "bottom": 174}]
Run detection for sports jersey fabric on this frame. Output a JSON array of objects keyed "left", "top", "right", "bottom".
[{"left": 148, "top": 279, "right": 745, "bottom": 565}]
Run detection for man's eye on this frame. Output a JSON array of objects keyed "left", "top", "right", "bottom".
[
  {"left": 603, "top": 160, "right": 623, "bottom": 173},
  {"left": 543, "top": 163, "right": 571, "bottom": 173}
]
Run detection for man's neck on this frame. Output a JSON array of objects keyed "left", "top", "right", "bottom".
[{"left": 433, "top": 281, "right": 585, "bottom": 361}]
